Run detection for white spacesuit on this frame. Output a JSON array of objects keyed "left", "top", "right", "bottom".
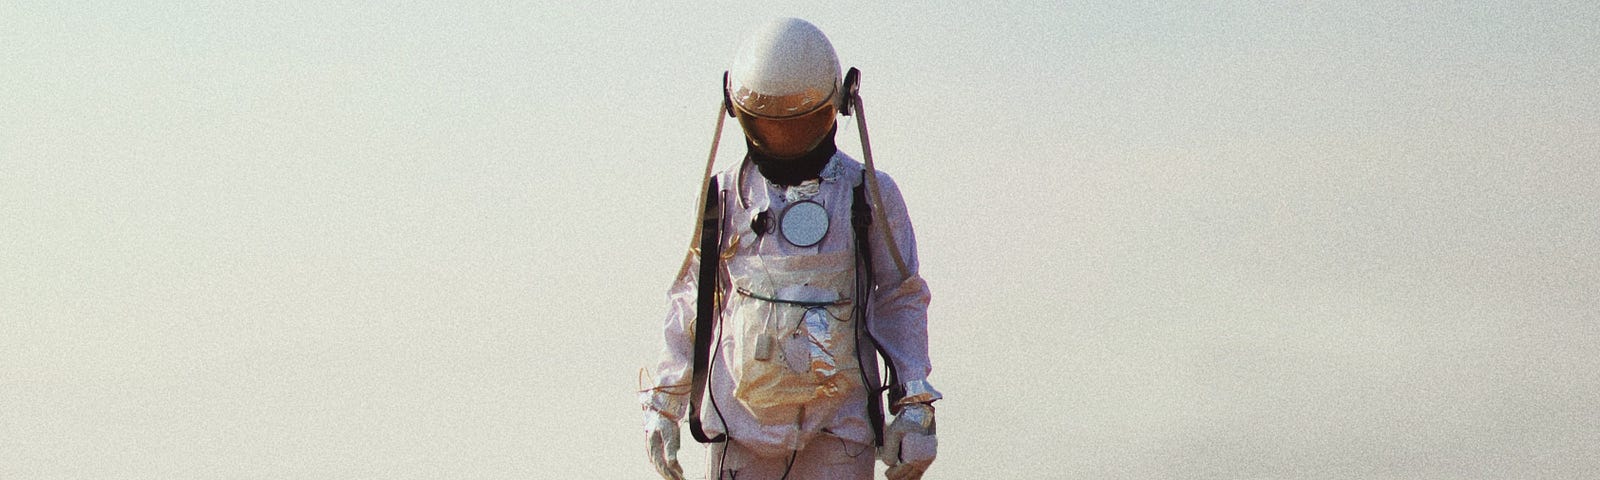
[{"left": 643, "top": 18, "right": 940, "bottom": 480}]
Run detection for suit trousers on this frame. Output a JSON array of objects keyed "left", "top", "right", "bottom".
[{"left": 707, "top": 433, "right": 875, "bottom": 479}]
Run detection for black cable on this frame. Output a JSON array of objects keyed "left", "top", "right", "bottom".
[
  {"left": 777, "top": 449, "right": 799, "bottom": 480},
  {"left": 708, "top": 271, "right": 732, "bottom": 472},
  {"left": 716, "top": 442, "right": 732, "bottom": 479},
  {"left": 851, "top": 171, "right": 893, "bottom": 446}
]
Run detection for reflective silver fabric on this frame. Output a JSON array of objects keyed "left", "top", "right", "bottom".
[{"left": 725, "top": 250, "right": 860, "bottom": 425}]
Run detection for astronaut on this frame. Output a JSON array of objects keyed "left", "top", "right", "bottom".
[{"left": 642, "top": 18, "right": 940, "bottom": 480}]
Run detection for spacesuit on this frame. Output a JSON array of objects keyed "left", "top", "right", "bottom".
[{"left": 643, "top": 18, "right": 940, "bottom": 480}]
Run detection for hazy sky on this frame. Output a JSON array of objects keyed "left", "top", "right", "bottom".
[{"left": 4, "top": 2, "right": 1597, "bottom": 479}]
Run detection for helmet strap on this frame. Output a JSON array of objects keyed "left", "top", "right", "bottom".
[
  {"left": 676, "top": 96, "right": 729, "bottom": 284},
  {"left": 846, "top": 70, "right": 911, "bottom": 279}
]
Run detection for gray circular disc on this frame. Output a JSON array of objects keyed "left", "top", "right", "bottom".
[{"left": 780, "top": 200, "right": 829, "bottom": 247}]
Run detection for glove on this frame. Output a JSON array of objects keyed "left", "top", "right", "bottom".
[
  {"left": 880, "top": 403, "right": 937, "bottom": 480},
  {"left": 644, "top": 408, "right": 685, "bottom": 480}
]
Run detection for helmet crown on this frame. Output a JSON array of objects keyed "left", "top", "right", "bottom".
[{"left": 727, "top": 18, "right": 841, "bottom": 120}]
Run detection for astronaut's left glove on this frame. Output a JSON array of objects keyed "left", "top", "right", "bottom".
[
  {"left": 879, "top": 402, "right": 936, "bottom": 480},
  {"left": 643, "top": 407, "right": 685, "bottom": 480},
  {"left": 640, "top": 384, "right": 688, "bottom": 480}
]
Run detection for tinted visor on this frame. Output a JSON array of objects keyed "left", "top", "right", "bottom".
[{"left": 735, "top": 103, "right": 838, "bottom": 159}]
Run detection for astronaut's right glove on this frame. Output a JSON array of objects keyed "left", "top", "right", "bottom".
[
  {"left": 643, "top": 407, "right": 685, "bottom": 480},
  {"left": 879, "top": 402, "right": 937, "bottom": 480}
]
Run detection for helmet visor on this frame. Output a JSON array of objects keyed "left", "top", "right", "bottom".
[{"left": 735, "top": 103, "right": 838, "bottom": 159}]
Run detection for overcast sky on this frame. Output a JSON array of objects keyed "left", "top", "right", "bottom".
[{"left": 4, "top": 2, "right": 1597, "bottom": 478}]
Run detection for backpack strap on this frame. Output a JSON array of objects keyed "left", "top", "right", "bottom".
[
  {"left": 853, "top": 171, "right": 896, "bottom": 447},
  {"left": 688, "top": 177, "right": 727, "bottom": 444}
]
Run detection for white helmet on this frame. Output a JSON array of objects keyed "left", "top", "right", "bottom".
[
  {"left": 726, "top": 18, "right": 842, "bottom": 120},
  {"left": 726, "top": 18, "right": 842, "bottom": 159}
]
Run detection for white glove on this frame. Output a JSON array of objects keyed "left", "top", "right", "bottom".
[
  {"left": 644, "top": 408, "right": 685, "bottom": 480},
  {"left": 880, "top": 403, "right": 937, "bottom": 480}
]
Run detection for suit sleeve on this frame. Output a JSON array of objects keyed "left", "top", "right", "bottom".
[
  {"left": 863, "top": 172, "right": 936, "bottom": 387},
  {"left": 644, "top": 249, "right": 698, "bottom": 420}
]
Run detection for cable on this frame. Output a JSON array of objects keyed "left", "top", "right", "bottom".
[
  {"left": 777, "top": 449, "right": 799, "bottom": 480},
  {"left": 707, "top": 270, "right": 733, "bottom": 471},
  {"left": 716, "top": 442, "right": 732, "bottom": 479}
]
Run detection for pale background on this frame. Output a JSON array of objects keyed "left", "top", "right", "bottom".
[{"left": 4, "top": 1, "right": 1597, "bottom": 479}]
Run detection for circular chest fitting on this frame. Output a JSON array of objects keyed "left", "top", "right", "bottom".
[{"left": 779, "top": 200, "right": 829, "bottom": 247}]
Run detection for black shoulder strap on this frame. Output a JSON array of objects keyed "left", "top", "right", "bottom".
[
  {"left": 853, "top": 171, "right": 896, "bottom": 446},
  {"left": 688, "top": 177, "right": 726, "bottom": 444}
]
